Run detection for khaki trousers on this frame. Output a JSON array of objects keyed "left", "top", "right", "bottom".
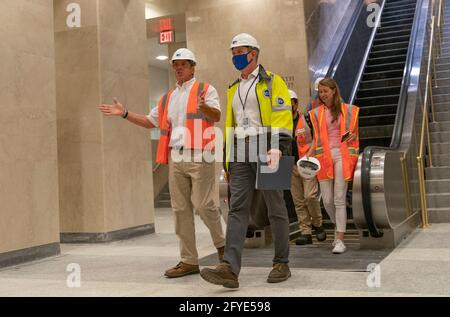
[
  {"left": 169, "top": 158, "right": 225, "bottom": 265},
  {"left": 291, "top": 166, "right": 322, "bottom": 235}
]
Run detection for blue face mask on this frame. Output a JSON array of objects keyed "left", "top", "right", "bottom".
[{"left": 232, "top": 52, "right": 252, "bottom": 71}]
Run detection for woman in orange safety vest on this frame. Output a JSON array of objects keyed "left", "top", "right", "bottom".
[{"left": 307, "top": 78, "right": 359, "bottom": 254}]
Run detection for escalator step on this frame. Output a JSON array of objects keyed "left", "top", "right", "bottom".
[
  {"left": 362, "top": 70, "right": 405, "bottom": 81},
  {"left": 359, "top": 125, "right": 394, "bottom": 139},
  {"left": 370, "top": 47, "right": 408, "bottom": 59},
  {"left": 384, "top": 0, "right": 416, "bottom": 8},
  {"left": 360, "top": 137, "right": 391, "bottom": 149},
  {"left": 366, "top": 54, "right": 407, "bottom": 66},
  {"left": 373, "top": 34, "right": 411, "bottom": 46},
  {"left": 357, "top": 86, "right": 402, "bottom": 98},
  {"left": 381, "top": 12, "right": 414, "bottom": 23},
  {"left": 359, "top": 104, "right": 398, "bottom": 116},
  {"left": 382, "top": 8, "right": 416, "bottom": 19},
  {"left": 364, "top": 61, "right": 405, "bottom": 73},
  {"left": 376, "top": 29, "right": 412, "bottom": 40},
  {"left": 359, "top": 114, "right": 397, "bottom": 126},
  {"left": 378, "top": 23, "right": 413, "bottom": 34},
  {"left": 359, "top": 78, "right": 403, "bottom": 90},
  {"left": 355, "top": 95, "right": 399, "bottom": 106},
  {"left": 371, "top": 41, "right": 410, "bottom": 52},
  {"left": 384, "top": 3, "right": 416, "bottom": 12},
  {"left": 380, "top": 17, "right": 415, "bottom": 28}
]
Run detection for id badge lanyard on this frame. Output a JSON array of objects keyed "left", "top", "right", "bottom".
[{"left": 238, "top": 74, "right": 259, "bottom": 129}]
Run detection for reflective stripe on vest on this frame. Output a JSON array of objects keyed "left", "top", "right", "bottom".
[
  {"left": 185, "top": 81, "right": 215, "bottom": 150},
  {"left": 156, "top": 90, "right": 174, "bottom": 165},
  {"left": 313, "top": 107, "right": 322, "bottom": 156},
  {"left": 296, "top": 115, "right": 313, "bottom": 157}
]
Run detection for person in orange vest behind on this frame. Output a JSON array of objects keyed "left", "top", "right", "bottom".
[
  {"left": 306, "top": 78, "right": 359, "bottom": 254},
  {"left": 98, "top": 48, "right": 225, "bottom": 277},
  {"left": 289, "top": 89, "right": 326, "bottom": 245}
]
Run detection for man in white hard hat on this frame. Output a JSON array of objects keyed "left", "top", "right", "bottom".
[
  {"left": 98, "top": 48, "right": 225, "bottom": 278},
  {"left": 200, "top": 33, "right": 293, "bottom": 288},
  {"left": 289, "top": 89, "right": 326, "bottom": 246}
]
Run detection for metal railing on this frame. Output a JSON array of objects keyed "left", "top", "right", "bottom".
[{"left": 416, "top": 0, "right": 446, "bottom": 228}]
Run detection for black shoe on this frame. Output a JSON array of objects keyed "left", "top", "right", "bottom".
[
  {"left": 295, "top": 234, "right": 312, "bottom": 245},
  {"left": 313, "top": 225, "right": 327, "bottom": 242}
]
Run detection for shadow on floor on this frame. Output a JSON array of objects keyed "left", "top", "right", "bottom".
[{"left": 200, "top": 244, "right": 393, "bottom": 272}]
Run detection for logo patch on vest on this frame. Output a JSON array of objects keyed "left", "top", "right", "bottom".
[
  {"left": 263, "top": 89, "right": 270, "bottom": 98},
  {"left": 277, "top": 97, "right": 285, "bottom": 105},
  {"left": 296, "top": 128, "right": 306, "bottom": 135}
]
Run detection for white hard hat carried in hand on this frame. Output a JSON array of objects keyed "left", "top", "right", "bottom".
[
  {"left": 230, "top": 33, "right": 260, "bottom": 50},
  {"left": 171, "top": 48, "right": 197, "bottom": 64},
  {"left": 288, "top": 89, "right": 298, "bottom": 100},
  {"left": 297, "top": 156, "right": 321, "bottom": 179}
]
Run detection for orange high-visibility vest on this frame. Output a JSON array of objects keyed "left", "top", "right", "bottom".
[
  {"left": 310, "top": 98, "right": 321, "bottom": 110},
  {"left": 295, "top": 114, "right": 313, "bottom": 158},
  {"left": 156, "top": 81, "right": 215, "bottom": 164},
  {"left": 309, "top": 103, "right": 359, "bottom": 181}
]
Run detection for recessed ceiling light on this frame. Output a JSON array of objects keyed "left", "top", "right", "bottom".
[
  {"left": 156, "top": 56, "right": 169, "bottom": 61},
  {"left": 187, "top": 16, "right": 201, "bottom": 23}
]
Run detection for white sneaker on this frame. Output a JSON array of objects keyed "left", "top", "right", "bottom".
[{"left": 332, "top": 239, "right": 346, "bottom": 254}]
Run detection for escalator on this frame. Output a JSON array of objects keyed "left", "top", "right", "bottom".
[
  {"left": 298, "top": 0, "right": 430, "bottom": 242},
  {"left": 356, "top": 0, "right": 417, "bottom": 151},
  {"left": 306, "top": 0, "right": 420, "bottom": 246}
]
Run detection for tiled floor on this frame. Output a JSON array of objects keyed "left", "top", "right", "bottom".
[{"left": 0, "top": 208, "right": 449, "bottom": 296}]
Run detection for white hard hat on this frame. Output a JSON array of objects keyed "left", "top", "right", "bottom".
[
  {"left": 230, "top": 33, "right": 260, "bottom": 50},
  {"left": 171, "top": 48, "right": 197, "bottom": 64},
  {"left": 314, "top": 77, "right": 324, "bottom": 91},
  {"left": 297, "top": 156, "right": 321, "bottom": 179},
  {"left": 288, "top": 89, "right": 298, "bottom": 100}
]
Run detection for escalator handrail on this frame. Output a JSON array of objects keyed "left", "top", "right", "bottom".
[
  {"left": 326, "top": 1, "right": 365, "bottom": 79},
  {"left": 308, "top": 0, "right": 366, "bottom": 105},
  {"left": 359, "top": 0, "right": 428, "bottom": 237},
  {"left": 349, "top": 0, "right": 387, "bottom": 104}
]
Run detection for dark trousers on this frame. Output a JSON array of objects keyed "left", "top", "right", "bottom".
[{"left": 224, "top": 161, "right": 290, "bottom": 276}]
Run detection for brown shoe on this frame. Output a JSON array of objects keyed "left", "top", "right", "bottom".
[
  {"left": 164, "top": 262, "right": 199, "bottom": 278},
  {"left": 217, "top": 246, "right": 225, "bottom": 262},
  {"left": 200, "top": 262, "right": 239, "bottom": 288},
  {"left": 267, "top": 263, "right": 291, "bottom": 283}
]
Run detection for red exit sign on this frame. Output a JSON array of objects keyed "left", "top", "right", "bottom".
[
  {"left": 159, "top": 18, "right": 173, "bottom": 32},
  {"left": 159, "top": 30, "right": 174, "bottom": 44}
]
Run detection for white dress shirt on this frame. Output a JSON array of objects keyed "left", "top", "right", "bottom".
[
  {"left": 147, "top": 77, "right": 221, "bottom": 148},
  {"left": 232, "top": 66, "right": 263, "bottom": 138}
]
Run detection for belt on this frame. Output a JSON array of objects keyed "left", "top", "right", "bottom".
[
  {"left": 234, "top": 135, "right": 264, "bottom": 143},
  {"left": 170, "top": 147, "right": 215, "bottom": 155}
]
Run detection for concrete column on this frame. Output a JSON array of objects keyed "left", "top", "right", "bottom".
[
  {"left": 0, "top": 0, "right": 60, "bottom": 267},
  {"left": 54, "top": 0, "right": 155, "bottom": 242}
]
